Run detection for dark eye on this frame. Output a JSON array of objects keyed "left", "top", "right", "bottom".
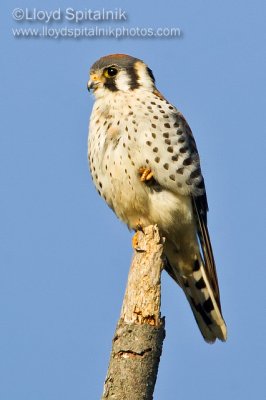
[{"left": 104, "top": 66, "right": 118, "bottom": 78}]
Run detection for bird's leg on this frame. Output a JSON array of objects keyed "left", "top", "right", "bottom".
[{"left": 138, "top": 167, "right": 154, "bottom": 182}]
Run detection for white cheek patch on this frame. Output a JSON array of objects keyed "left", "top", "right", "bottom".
[
  {"left": 115, "top": 70, "right": 131, "bottom": 91},
  {"left": 134, "top": 61, "right": 154, "bottom": 90}
]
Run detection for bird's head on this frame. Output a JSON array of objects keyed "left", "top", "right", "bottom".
[{"left": 87, "top": 54, "right": 156, "bottom": 98}]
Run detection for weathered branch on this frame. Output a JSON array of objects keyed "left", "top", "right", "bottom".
[{"left": 102, "top": 225, "right": 165, "bottom": 400}]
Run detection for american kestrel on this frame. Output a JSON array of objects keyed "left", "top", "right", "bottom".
[{"left": 87, "top": 54, "right": 227, "bottom": 343}]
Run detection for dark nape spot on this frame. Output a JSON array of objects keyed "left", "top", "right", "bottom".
[
  {"left": 163, "top": 132, "right": 169, "bottom": 138},
  {"left": 123, "top": 142, "right": 126, "bottom": 148},
  {"left": 165, "top": 139, "right": 171, "bottom": 145},
  {"left": 160, "top": 110, "right": 166, "bottom": 114},
  {"left": 193, "top": 259, "right": 200, "bottom": 271},
  {"left": 99, "top": 182, "right": 102, "bottom": 188},
  {"left": 172, "top": 154, "right": 179, "bottom": 161},
  {"left": 109, "top": 172, "right": 112, "bottom": 177},
  {"left": 163, "top": 115, "right": 170, "bottom": 119},
  {"left": 146, "top": 141, "right": 152, "bottom": 146},
  {"left": 203, "top": 298, "right": 214, "bottom": 313},
  {"left": 180, "top": 146, "right": 189, "bottom": 153},
  {"left": 169, "top": 105, "right": 174, "bottom": 110},
  {"left": 167, "top": 146, "right": 174, "bottom": 153},
  {"left": 97, "top": 190, "right": 101, "bottom": 195},
  {"left": 105, "top": 164, "right": 107, "bottom": 170},
  {"left": 147, "top": 106, "right": 152, "bottom": 110},
  {"left": 155, "top": 157, "right": 160, "bottom": 163},
  {"left": 131, "top": 161, "right": 135, "bottom": 166},
  {"left": 151, "top": 101, "right": 156, "bottom": 105},
  {"left": 173, "top": 122, "right": 179, "bottom": 127},
  {"left": 151, "top": 124, "right": 156, "bottom": 129},
  {"left": 152, "top": 132, "right": 156, "bottom": 138},
  {"left": 163, "top": 163, "right": 169, "bottom": 170},
  {"left": 147, "top": 67, "right": 155, "bottom": 83},
  {"left": 153, "top": 147, "right": 158, "bottom": 153},
  {"left": 183, "top": 157, "right": 193, "bottom": 166},
  {"left": 178, "top": 137, "right": 185, "bottom": 144},
  {"left": 157, "top": 104, "right": 162, "bottom": 109},
  {"left": 164, "top": 123, "right": 171, "bottom": 128},
  {"left": 177, "top": 182, "right": 182, "bottom": 188},
  {"left": 176, "top": 167, "right": 184, "bottom": 174},
  {"left": 128, "top": 135, "right": 131, "bottom": 140},
  {"left": 169, "top": 174, "right": 175, "bottom": 181},
  {"left": 125, "top": 126, "right": 128, "bottom": 132},
  {"left": 195, "top": 277, "right": 206, "bottom": 290},
  {"left": 153, "top": 115, "right": 159, "bottom": 120},
  {"left": 176, "top": 129, "right": 183, "bottom": 135},
  {"left": 117, "top": 120, "right": 120, "bottom": 126},
  {"left": 146, "top": 159, "right": 149, "bottom": 164},
  {"left": 128, "top": 111, "right": 133, "bottom": 116}
]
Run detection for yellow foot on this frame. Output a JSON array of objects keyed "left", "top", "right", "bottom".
[
  {"left": 139, "top": 167, "right": 153, "bottom": 182},
  {"left": 132, "top": 231, "right": 139, "bottom": 249},
  {"left": 132, "top": 222, "right": 144, "bottom": 251}
]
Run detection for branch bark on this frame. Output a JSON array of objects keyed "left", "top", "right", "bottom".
[{"left": 102, "top": 225, "right": 165, "bottom": 400}]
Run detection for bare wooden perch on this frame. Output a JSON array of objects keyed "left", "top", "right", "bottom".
[{"left": 102, "top": 225, "right": 166, "bottom": 400}]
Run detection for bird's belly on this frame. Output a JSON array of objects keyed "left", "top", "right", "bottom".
[
  {"left": 148, "top": 189, "right": 194, "bottom": 234},
  {"left": 89, "top": 108, "right": 194, "bottom": 232},
  {"left": 102, "top": 163, "right": 152, "bottom": 229},
  {"left": 100, "top": 160, "right": 193, "bottom": 233}
]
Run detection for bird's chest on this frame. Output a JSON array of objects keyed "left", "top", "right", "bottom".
[{"left": 88, "top": 95, "right": 149, "bottom": 225}]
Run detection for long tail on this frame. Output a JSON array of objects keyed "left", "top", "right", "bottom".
[{"left": 181, "top": 259, "right": 227, "bottom": 343}]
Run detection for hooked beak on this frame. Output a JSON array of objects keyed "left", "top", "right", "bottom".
[
  {"left": 87, "top": 80, "right": 98, "bottom": 92},
  {"left": 87, "top": 73, "right": 102, "bottom": 92}
]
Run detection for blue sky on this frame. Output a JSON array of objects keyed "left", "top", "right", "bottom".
[{"left": 1, "top": 1, "right": 266, "bottom": 399}]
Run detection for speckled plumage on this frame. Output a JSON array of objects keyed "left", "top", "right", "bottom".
[{"left": 87, "top": 54, "right": 227, "bottom": 343}]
